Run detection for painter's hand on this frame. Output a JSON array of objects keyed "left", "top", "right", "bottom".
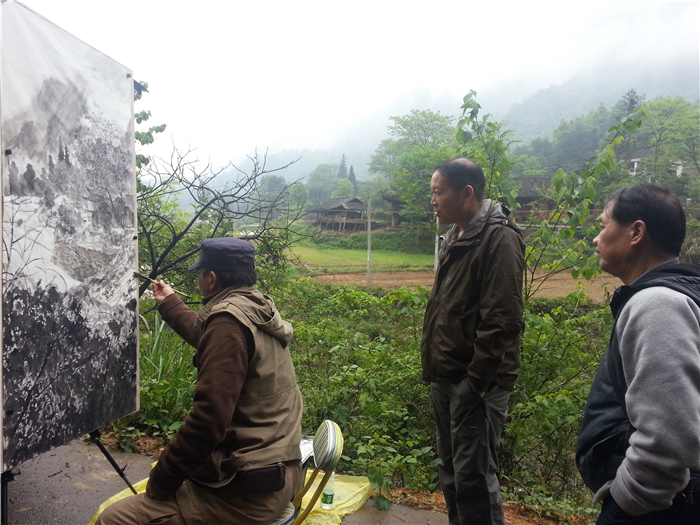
[
  {"left": 152, "top": 281, "right": 175, "bottom": 304},
  {"left": 145, "top": 481, "right": 170, "bottom": 501}
]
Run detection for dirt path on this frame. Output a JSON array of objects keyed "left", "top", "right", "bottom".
[{"left": 313, "top": 269, "right": 621, "bottom": 301}]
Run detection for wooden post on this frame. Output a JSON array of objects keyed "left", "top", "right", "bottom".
[{"left": 367, "top": 197, "right": 372, "bottom": 285}]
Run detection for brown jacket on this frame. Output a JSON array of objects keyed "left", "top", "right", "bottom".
[
  {"left": 421, "top": 200, "right": 525, "bottom": 391},
  {"left": 149, "top": 286, "right": 302, "bottom": 499}
]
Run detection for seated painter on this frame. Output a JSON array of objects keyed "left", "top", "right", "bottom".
[{"left": 97, "top": 237, "right": 303, "bottom": 525}]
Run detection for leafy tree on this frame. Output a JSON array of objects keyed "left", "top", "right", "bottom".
[
  {"left": 454, "top": 90, "right": 649, "bottom": 297},
  {"left": 289, "top": 182, "right": 310, "bottom": 209},
  {"left": 369, "top": 109, "right": 456, "bottom": 226},
  {"left": 257, "top": 174, "right": 292, "bottom": 221},
  {"left": 454, "top": 91, "right": 518, "bottom": 204},
  {"left": 552, "top": 118, "right": 603, "bottom": 172},
  {"left": 610, "top": 89, "right": 648, "bottom": 166},
  {"left": 511, "top": 154, "right": 547, "bottom": 178},
  {"left": 614, "top": 89, "right": 646, "bottom": 120},
  {"left": 633, "top": 96, "right": 700, "bottom": 191},
  {"left": 259, "top": 174, "right": 288, "bottom": 199},
  {"left": 513, "top": 136, "right": 558, "bottom": 177},
  {"left": 307, "top": 163, "right": 339, "bottom": 204},
  {"left": 331, "top": 179, "right": 354, "bottom": 199},
  {"left": 137, "top": 149, "right": 304, "bottom": 296}
]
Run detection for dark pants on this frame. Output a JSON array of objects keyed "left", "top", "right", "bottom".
[
  {"left": 598, "top": 484, "right": 700, "bottom": 525},
  {"left": 430, "top": 379, "right": 511, "bottom": 525}
]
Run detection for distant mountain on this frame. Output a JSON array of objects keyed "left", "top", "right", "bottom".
[
  {"left": 502, "top": 55, "right": 700, "bottom": 144},
  {"left": 224, "top": 54, "right": 699, "bottom": 182}
]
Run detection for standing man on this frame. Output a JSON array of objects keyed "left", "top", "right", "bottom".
[
  {"left": 421, "top": 157, "right": 525, "bottom": 525},
  {"left": 577, "top": 184, "right": 700, "bottom": 524},
  {"left": 97, "top": 238, "right": 303, "bottom": 525}
]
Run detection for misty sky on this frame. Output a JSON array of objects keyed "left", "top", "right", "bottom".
[{"left": 16, "top": 1, "right": 700, "bottom": 169}]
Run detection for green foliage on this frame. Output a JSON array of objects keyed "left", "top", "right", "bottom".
[
  {"left": 368, "top": 468, "right": 392, "bottom": 510},
  {"left": 274, "top": 275, "right": 610, "bottom": 521},
  {"left": 307, "top": 163, "right": 340, "bottom": 204},
  {"left": 513, "top": 92, "right": 699, "bottom": 206},
  {"left": 110, "top": 306, "right": 196, "bottom": 450},
  {"left": 255, "top": 223, "right": 300, "bottom": 292},
  {"left": 289, "top": 182, "right": 310, "bottom": 209},
  {"left": 454, "top": 91, "right": 518, "bottom": 203},
  {"left": 259, "top": 175, "right": 288, "bottom": 200},
  {"left": 631, "top": 96, "right": 700, "bottom": 193},
  {"left": 523, "top": 107, "right": 649, "bottom": 300},
  {"left": 133, "top": 80, "right": 166, "bottom": 170},
  {"left": 681, "top": 217, "right": 700, "bottom": 264},
  {"left": 369, "top": 109, "right": 457, "bottom": 227},
  {"left": 278, "top": 281, "right": 438, "bottom": 491},
  {"left": 331, "top": 179, "right": 355, "bottom": 199},
  {"left": 500, "top": 298, "right": 610, "bottom": 512}
]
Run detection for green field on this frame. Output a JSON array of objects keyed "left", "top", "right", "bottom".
[{"left": 290, "top": 246, "right": 434, "bottom": 269}]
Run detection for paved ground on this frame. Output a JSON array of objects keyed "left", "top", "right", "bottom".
[
  {"left": 6, "top": 439, "right": 153, "bottom": 525},
  {"left": 5, "top": 439, "right": 447, "bottom": 525}
]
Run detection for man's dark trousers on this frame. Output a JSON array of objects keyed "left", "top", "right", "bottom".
[
  {"left": 597, "top": 480, "right": 700, "bottom": 525},
  {"left": 430, "top": 378, "right": 510, "bottom": 525}
]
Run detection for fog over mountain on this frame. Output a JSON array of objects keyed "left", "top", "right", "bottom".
[{"left": 240, "top": 46, "right": 699, "bottom": 184}]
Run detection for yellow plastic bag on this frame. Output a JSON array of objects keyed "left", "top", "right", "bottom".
[
  {"left": 86, "top": 473, "right": 151, "bottom": 525},
  {"left": 87, "top": 470, "right": 375, "bottom": 525},
  {"left": 298, "top": 473, "right": 375, "bottom": 525}
]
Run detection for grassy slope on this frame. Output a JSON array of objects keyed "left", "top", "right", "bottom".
[{"left": 291, "top": 246, "right": 434, "bottom": 268}]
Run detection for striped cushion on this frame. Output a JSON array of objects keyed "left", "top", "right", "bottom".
[
  {"left": 271, "top": 502, "right": 295, "bottom": 525},
  {"left": 312, "top": 420, "right": 344, "bottom": 472}
]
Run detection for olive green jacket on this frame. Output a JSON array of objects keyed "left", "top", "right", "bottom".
[
  {"left": 150, "top": 286, "right": 302, "bottom": 498},
  {"left": 421, "top": 200, "right": 525, "bottom": 391}
]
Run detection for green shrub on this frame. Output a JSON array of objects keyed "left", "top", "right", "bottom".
[
  {"left": 300, "top": 228, "right": 435, "bottom": 255},
  {"left": 280, "top": 281, "right": 438, "bottom": 489},
  {"left": 500, "top": 299, "right": 610, "bottom": 514},
  {"left": 112, "top": 277, "right": 607, "bottom": 520}
]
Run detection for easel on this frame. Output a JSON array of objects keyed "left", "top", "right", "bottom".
[
  {"left": 0, "top": 429, "right": 137, "bottom": 525},
  {"left": 88, "top": 429, "right": 138, "bottom": 496},
  {"left": 1, "top": 469, "right": 19, "bottom": 525}
]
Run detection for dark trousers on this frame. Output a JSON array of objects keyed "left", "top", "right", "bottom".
[
  {"left": 430, "top": 379, "right": 511, "bottom": 525},
  {"left": 597, "top": 483, "right": 700, "bottom": 525}
]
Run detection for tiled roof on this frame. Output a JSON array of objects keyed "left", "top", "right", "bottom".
[{"left": 308, "top": 197, "right": 367, "bottom": 212}]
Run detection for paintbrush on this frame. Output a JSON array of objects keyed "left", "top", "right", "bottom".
[{"left": 133, "top": 272, "right": 191, "bottom": 298}]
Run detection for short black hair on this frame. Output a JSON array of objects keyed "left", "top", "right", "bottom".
[
  {"left": 202, "top": 259, "right": 257, "bottom": 288},
  {"left": 434, "top": 157, "right": 485, "bottom": 200},
  {"left": 608, "top": 184, "right": 686, "bottom": 256}
]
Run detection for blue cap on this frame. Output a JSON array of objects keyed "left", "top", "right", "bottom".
[{"left": 187, "top": 238, "right": 256, "bottom": 272}]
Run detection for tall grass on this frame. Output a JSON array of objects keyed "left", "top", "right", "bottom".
[
  {"left": 291, "top": 246, "right": 434, "bottom": 268},
  {"left": 110, "top": 314, "right": 196, "bottom": 450},
  {"left": 139, "top": 314, "right": 196, "bottom": 424}
]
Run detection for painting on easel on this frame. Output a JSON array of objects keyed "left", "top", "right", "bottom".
[{"left": 0, "top": 1, "right": 139, "bottom": 471}]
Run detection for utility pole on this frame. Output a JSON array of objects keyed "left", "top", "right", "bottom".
[{"left": 367, "top": 196, "right": 372, "bottom": 285}]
